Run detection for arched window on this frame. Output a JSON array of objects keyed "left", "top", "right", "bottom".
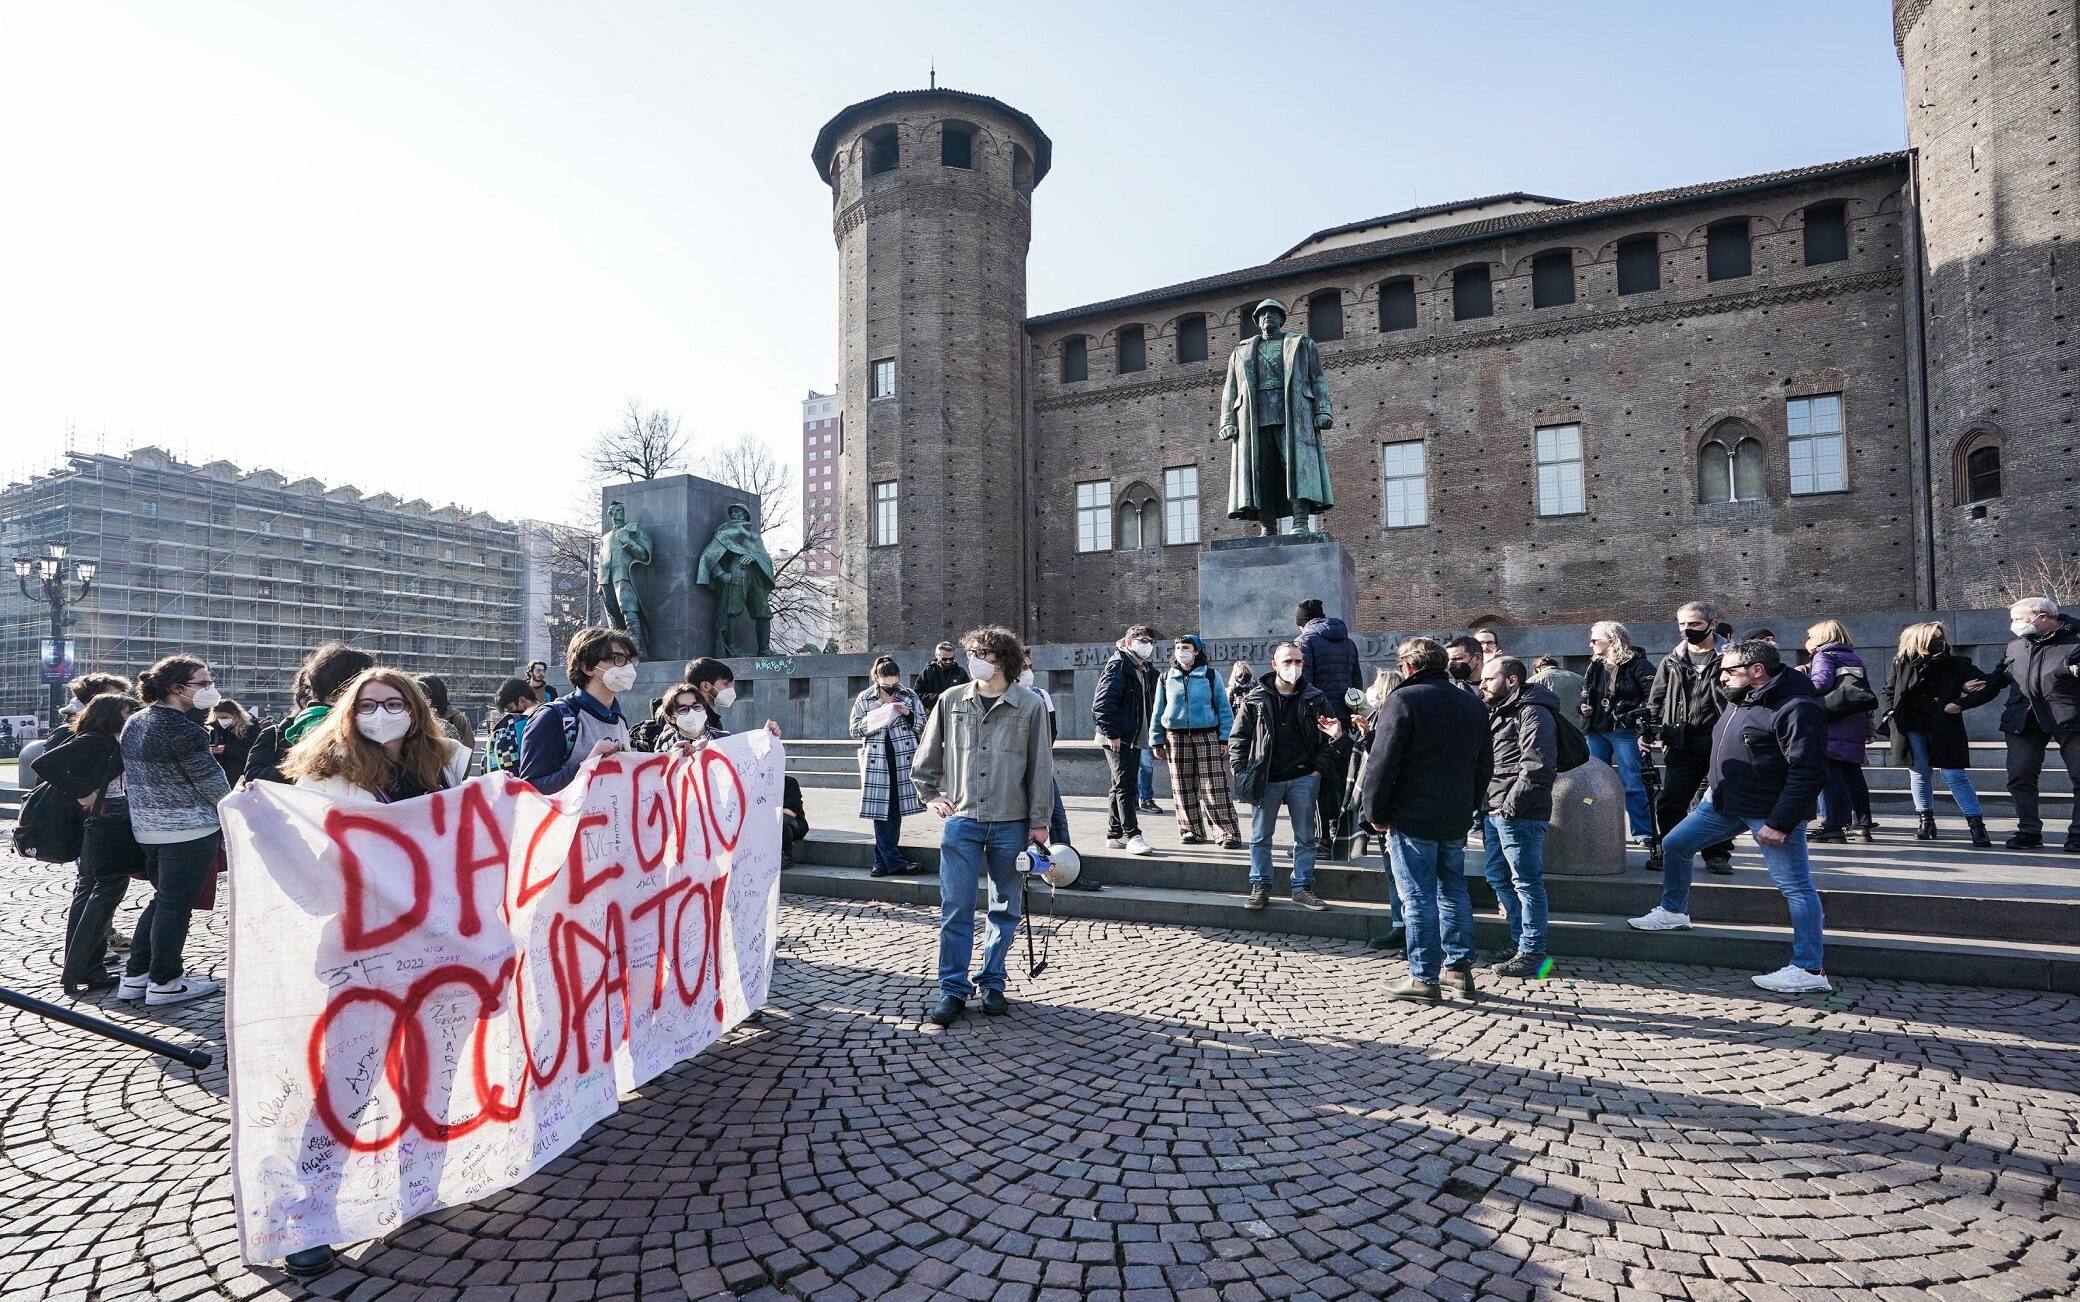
[
  {"left": 1175, "top": 313, "right": 1208, "bottom": 364},
  {"left": 1060, "top": 336, "right": 1088, "bottom": 383},
  {"left": 1011, "top": 145, "right": 1033, "bottom": 194},
  {"left": 1237, "top": 301, "right": 1264, "bottom": 341},
  {"left": 863, "top": 125, "right": 899, "bottom": 179},
  {"left": 1118, "top": 486, "right": 1161, "bottom": 550},
  {"left": 1307, "top": 289, "right": 1344, "bottom": 342},
  {"left": 1117, "top": 324, "right": 1146, "bottom": 374},
  {"left": 1453, "top": 265, "right": 1492, "bottom": 320},
  {"left": 940, "top": 121, "right": 974, "bottom": 169},
  {"left": 1707, "top": 218, "right": 1752, "bottom": 280},
  {"left": 1953, "top": 427, "right": 2003, "bottom": 503},
  {"left": 1378, "top": 277, "right": 1417, "bottom": 331},
  {"left": 1531, "top": 250, "right": 1574, "bottom": 308},
  {"left": 1698, "top": 435, "right": 1765, "bottom": 503}
]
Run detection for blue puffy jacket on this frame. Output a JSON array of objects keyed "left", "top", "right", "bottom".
[{"left": 1149, "top": 657, "right": 1233, "bottom": 746}]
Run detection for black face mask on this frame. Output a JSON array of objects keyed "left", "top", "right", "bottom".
[
  {"left": 1448, "top": 662, "right": 1473, "bottom": 682},
  {"left": 1682, "top": 627, "right": 1712, "bottom": 646},
  {"left": 1928, "top": 638, "right": 1948, "bottom": 655}
]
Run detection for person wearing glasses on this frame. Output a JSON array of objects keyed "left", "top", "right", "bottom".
[
  {"left": 1630, "top": 639, "right": 1832, "bottom": 994},
  {"left": 284, "top": 669, "right": 471, "bottom": 803},
  {"left": 516, "top": 626, "right": 638, "bottom": 794},
  {"left": 910, "top": 626, "right": 1056, "bottom": 1027},
  {"left": 1644, "top": 600, "right": 1736, "bottom": 874}
]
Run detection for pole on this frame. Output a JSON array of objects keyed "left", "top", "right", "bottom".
[
  {"left": 47, "top": 575, "right": 65, "bottom": 731},
  {"left": 0, "top": 986, "right": 214, "bottom": 1069}
]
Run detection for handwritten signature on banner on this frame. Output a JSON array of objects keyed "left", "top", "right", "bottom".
[{"left": 224, "top": 732, "right": 784, "bottom": 1264}]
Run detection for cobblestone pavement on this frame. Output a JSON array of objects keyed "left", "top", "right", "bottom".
[{"left": 1, "top": 848, "right": 2077, "bottom": 1302}]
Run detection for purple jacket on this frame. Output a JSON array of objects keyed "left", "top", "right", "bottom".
[{"left": 1802, "top": 643, "right": 1873, "bottom": 763}]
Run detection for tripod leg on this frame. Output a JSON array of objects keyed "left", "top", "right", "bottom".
[{"left": 0, "top": 986, "right": 212, "bottom": 1068}]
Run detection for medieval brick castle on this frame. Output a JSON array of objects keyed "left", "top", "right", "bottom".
[{"left": 814, "top": 0, "right": 2075, "bottom": 650}]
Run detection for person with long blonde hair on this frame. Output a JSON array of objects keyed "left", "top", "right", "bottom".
[
  {"left": 1582, "top": 620, "right": 1656, "bottom": 844},
  {"left": 1800, "top": 619, "right": 1877, "bottom": 842},
  {"left": 1878, "top": 620, "right": 1992, "bottom": 845},
  {"left": 283, "top": 668, "right": 470, "bottom": 804}
]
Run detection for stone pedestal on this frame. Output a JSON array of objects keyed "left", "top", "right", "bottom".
[
  {"left": 1197, "top": 534, "right": 1358, "bottom": 640},
  {"left": 601, "top": 475, "right": 761, "bottom": 667},
  {"left": 1545, "top": 758, "right": 1627, "bottom": 875}
]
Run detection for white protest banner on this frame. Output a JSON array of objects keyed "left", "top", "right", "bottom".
[{"left": 223, "top": 732, "right": 784, "bottom": 1264}]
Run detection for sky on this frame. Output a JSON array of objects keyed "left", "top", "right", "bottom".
[{"left": 0, "top": 1, "right": 1908, "bottom": 538}]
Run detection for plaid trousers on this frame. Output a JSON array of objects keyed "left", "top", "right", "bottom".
[{"left": 1165, "top": 727, "right": 1239, "bottom": 839}]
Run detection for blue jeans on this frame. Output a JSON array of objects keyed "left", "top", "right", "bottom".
[
  {"left": 936, "top": 817, "right": 1028, "bottom": 999},
  {"left": 1481, "top": 815, "right": 1550, "bottom": 957},
  {"left": 1138, "top": 748, "right": 1155, "bottom": 802},
  {"left": 1660, "top": 796, "right": 1826, "bottom": 972},
  {"left": 1586, "top": 728, "right": 1654, "bottom": 837},
  {"left": 1386, "top": 831, "right": 1474, "bottom": 983},
  {"left": 1048, "top": 780, "right": 1072, "bottom": 848},
  {"left": 872, "top": 809, "right": 905, "bottom": 873},
  {"left": 1248, "top": 772, "right": 1319, "bottom": 889},
  {"left": 1905, "top": 731, "right": 1980, "bottom": 816}
]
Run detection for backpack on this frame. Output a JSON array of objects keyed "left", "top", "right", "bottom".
[
  {"left": 1552, "top": 710, "right": 1591, "bottom": 772},
  {"left": 14, "top": 781, "right": 86, "bottom": 863}
]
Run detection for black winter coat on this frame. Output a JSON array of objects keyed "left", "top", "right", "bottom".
[
  {"left": 1981, "top": 614, "right": 2080, "bottom": 736},
  {"left": 1880, "top": 651, "right": 1983, "bottom": 770},
  {"left": 1706, "top": 667, "right": 1827, "bottom": 832},
  {"left": 1093, "top": 650, "right": 1156, "bottom": 745},
  {"left": 240, "top": 721, "right": 290, "bottom": 785},
  {"left": 1487, "top": 683, "right": 1562, "bottom": 822},
  {"left": 1647, "top": 644, "right": 1725, "bottom": 752},
  {"left": 1297, "top": 618, "right": 1364, "bottom": 718},
  {"left": 912, "top": 661, "right": 970, "bottom": 717},
  {"left": 1583, "top": 649, "right": 1656, "bottom": 732},
  {"left": 1228, "top": 674, "right": 1344, "bottom": 805},
  {"left": 1359, "top": 667, "right": 1493, "bottom": 842}
]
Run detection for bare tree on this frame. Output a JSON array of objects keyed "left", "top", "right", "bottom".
[
  {"left": 1992, "top": 547, "right": 2080, "bottom": 607},
  {"left": 587, "top": 399, "right": 687, "bottom": 483}
]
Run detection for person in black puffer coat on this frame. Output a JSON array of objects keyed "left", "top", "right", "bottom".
[{"left": 1880, "top": 621, "right": 1992, "bottom": 845}]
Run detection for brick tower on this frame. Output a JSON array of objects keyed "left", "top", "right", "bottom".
[
  {"left": 812, "top": 90, "right": 1051, "bottom": 650},
  {"left": 1897, "top": 0, "right": 2080, "bottom": 604}
]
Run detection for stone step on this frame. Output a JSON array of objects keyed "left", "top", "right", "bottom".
[
  {"left": 791, "top": 836, "right": 2080, "bottom": 945},
  {"left": 779, "top": 864, "right": 2080, "bottom": 994}
]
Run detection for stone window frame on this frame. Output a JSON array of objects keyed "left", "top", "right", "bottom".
[
  {"left": 1116, "top": 481, "right": 1161, "bottom": 551},
  {"left": 1696, "top": 426, "right": 1767, "bottom": 504},
  {"left": 1952, "top": 425, "right": 2003, "bottom": 505}
]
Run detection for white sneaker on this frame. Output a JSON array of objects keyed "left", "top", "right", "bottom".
[
  {"left": 1752, "top": 964, "right": 1832, "bottom": 994},
  {"left": 1104, "top": 837, "right": 1127, "bottom": 849},
  {"left": 145, "top": 974, "right": 221, "bottom": 1006},
  {"left": 116, "top": 974, "right": 149, "bottom": 1002},
  {"left": 1627, "top": 906, "right": 1692, "bottom": 931},
  {"left": 1124, "top": 835, "right": 1154, "bottom": 856},
  {"left": 1629, "top": 836, "right": 1656, "bottom": 848}
]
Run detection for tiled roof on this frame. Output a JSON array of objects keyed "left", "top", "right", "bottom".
[
  {"left": 1274, "top": 192, "right": 1572, "bottom": 261},
  {"left": 1027, "top": 152, "right": 1907, "bottom": 329},
  {"left": 811, "top": 88, "right": 1052, "bottom": 185}
]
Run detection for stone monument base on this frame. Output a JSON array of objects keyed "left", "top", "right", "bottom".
[{"left": 1197, "top": 533, "right": 1358, "bottom": 640}]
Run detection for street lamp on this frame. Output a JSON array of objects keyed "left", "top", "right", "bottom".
[{"left": 14, "top": 541, "right": 94, "bottom": 729}]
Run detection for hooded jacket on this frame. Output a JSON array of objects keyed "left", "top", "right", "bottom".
[
  {"left": 1296, "top": 617, "right": 1365, "bottom": 716},
  {"left": 1980, "top": 613, "right": 2080, "bottom": 736},
  {"left": 1093, "top": 645, "right": 1157, "bottom": 744},
  {"left": 1487, "top": 681, "right": 1562, "bottom": 822},
  {"left": 1358, "top": 666, "right": 1493, "bottom": 842},
  {"left": 1705, "top": 666, "right": 1827, "bottom": 832},
  {"left": 1150, "top": 635, "right": 1234, "bottom": 745}
]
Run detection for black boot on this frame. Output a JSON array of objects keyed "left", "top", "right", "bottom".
[
  {"left": 1916, "top": 812, "right": 1938, "bottom": 841},
  {"left": 1967, "top": 817, "right": 1993, "bottom": 848}
]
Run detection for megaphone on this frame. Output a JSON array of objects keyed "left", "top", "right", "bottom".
[{"left": 1039, "top": 843, "right": 1080, "bottom": 888}]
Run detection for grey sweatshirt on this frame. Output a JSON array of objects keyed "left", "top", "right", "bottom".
[{"left": 119, "top": 704, "right": 230, "bottom": 844}]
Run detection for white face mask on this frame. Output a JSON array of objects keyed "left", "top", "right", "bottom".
[
  {"left": 1131, "top": 640, "right": 1155, "bottom": 660},
  {"left": 672, "top": 706, "right": 707, "bottom": 735},
  {"left": 2012, "top": 617, "right": 2038, "bottom": 637},
  {"left": 189, "top": 685, "right": 222, "bottom": 710},
  {"left": 1367, "top": 689, "right": 1386, "bottom": 708},
  {"left": 967, "top": 654, "right": 995, "bottom": 681},
  {"left": 1276, "top": 664, "right": 1303, "bottom": 685},
  {"left": 1173, "top": 651, "right": 1195, "bottom": 669},
  {"left": 356, "top": 711, "right": 411, "bottom": 745},
  {"left": 714, "top": 685, "right": 737, "bottom": 709},
  {"left": 1016, "top": 668, "right": 1034, "bottom": 688},
  {"left": 599, "top": 664, "right": 638, "bottom": 694}
]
